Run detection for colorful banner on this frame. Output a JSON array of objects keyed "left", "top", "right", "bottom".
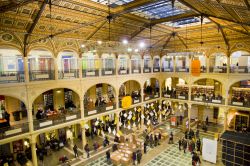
[
  {"left": 121, "top": 96, "right": 132, "bottom": 109},
  {"left": 191, "top": 59, "right": 201, "bottom": 76}
]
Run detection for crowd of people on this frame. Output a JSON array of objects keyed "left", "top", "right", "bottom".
[
  {"left": 162, "top": 86, "right": 188, "bottom": 99},
  {"left": 231, "top": 90, "right": 250, "bottom": 107},
  {"left": 192, "top": 89, "right": 223, "bottom": 103}
]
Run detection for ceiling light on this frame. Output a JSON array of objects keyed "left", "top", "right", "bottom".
[
  {"left": 127, "top": 48, "right": 132, "bottom": 52},
  {"left": 81, "top": 44, "right": 85, "bottom": 48},
  {"left": 139, "top": 42, "right": 145, "bottom": 48},
  {"left": 135, "top": 49, "right": 139, "bottom": 53},
  {"left": 122, "top": 39, "right": 128, "bottom": 45},
  {"left": 97, "top": 40, "right": 102, "bottom": 45}
]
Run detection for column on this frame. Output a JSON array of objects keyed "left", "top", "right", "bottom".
[
  {"left": 206, "top": 56, "right": 209, "bottom": 73},
  {"left": 140, "top": 106, "right": 144, "bottom": 130},
  {"left": 224, "top": 109, "right": 228, "bottom": 131},
  {"left": 116, "top": 57, "right": 119, "bottom": 75},
  {"left": 188, "top": 85, "right": 191, "bottom": 101},
  {"left": 226, "top": 55, "right": 230, "bottom": 74},
  {"left": 80, "top": 97, "right": 84, "bottom": 119},
  {"left": 173, "top": 56, "right": 176, "bottom": 73},
  {"left": 189, "top": 56, "right": 192, "bottom": 74},
  {"left": 24, "top": 57, "right": 30, "bottom": 83},
  {"left": 225, "top": 88, "right": 229, "bottom": 105},
  {"left": 98, "top": 55, "right": 101, "bottom": 77},
  {"left": 80, "top": 122, "right": 87, "bottom": 158},
  {"left": 115, "top": 112, "right": 120, "bottom": 132},
  {"left": 30, "top": 136, "right": 38, "bottom": 166},
  {"left": 78, "top": 57, "right": 83, "bottom": 78},
  {"left": 54, "top": 58, "right": 58, "bottom": 80},
  {"left": 188, "top": 104, "right": 192, "bottom": 130},
  {"left": 28, "top": 106, "right": 34, "bottom": 132}
]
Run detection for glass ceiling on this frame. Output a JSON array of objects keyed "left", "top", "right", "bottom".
[
  {"left": 90, "top": 0, "right": 134, "bottom": 6},
  {"left": 90, "top": 0, "right": 210, "bottom": 27}
]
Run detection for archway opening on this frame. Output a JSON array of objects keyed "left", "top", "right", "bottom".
[{"left": 143, "top": 78, "right": 160, "bottom": 101}]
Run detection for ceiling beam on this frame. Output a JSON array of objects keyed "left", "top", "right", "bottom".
[
  {"left": 130, "top": 23, "right": 151, "bottom": 40},
  {"left": 151, "top": 11, "right": 199, "bottom": 24},
  {"left": 176, "top": 34, "right": 188, "bottom": 48},
  {"left": 244, "top": 0, "right": 250, "bottom": 10},
  {"left": 210, "top": 18, "right": 250, "bottom": 37},
  {"left": 178, "top": 0, "right": 250, "bottom": 26},
  {"left": 215, "top": 0, "right": 249, "bottom": 32},
  {"left": 217, "top": 24, "right": 229, "bottom": 49},
  {"left": 86, "top": 20, "right": 107, "bottom": 40},
  {"left": 160, "top": 33, "right": 174, "bottom": 56},
  {"left": 24, "top": 0, "right": 47, "bottom": 47},
  {"left": 0, "top": 0, "right": 41, "bottom": 13}
]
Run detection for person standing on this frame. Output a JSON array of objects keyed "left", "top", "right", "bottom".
[
  {"left": 154, "top": 135, "right": 158, "bottom": 146},
  {"left": 206, "top": 116, "right": 209, "bottom": 125},
  {"left": 137, "top": 150, "right": 142, "bottom": 164},
  {"left": 73, "top": 144, "right": 78, "bottom": 158},
  {"left": 132, "top": 151, "right": 137, "bottom": 165},
  {"left": 178, "top": 138, "right": 182, "bottom": 150},
  {"left": 106, "top": 150, "right": 111, "bottom": 164},
  {"left": 144, "top": 141, "right": 147, "bottom": 154},
  {"left": 169, "top": 132, "right": 173, "bottom": 144},
  {"left": 84, "top": 144, "right": 90, "bottom": 158},
  {"left": 183, "top": 139, "right": 187, "bottom": 153}
]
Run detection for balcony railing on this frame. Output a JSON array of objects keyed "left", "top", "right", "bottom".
[
  {"left": 153, "top": 67, "right": 160, "bottom": 72},
  {"left": 191, "top": 95, "right": 225, "bottom": 104},
  {"left": 33, "top": 110, "right": 80, "bottom": 130},
  {"left": 143, "top": 67, "right": 151, "bottom": 73},
  {"left": 209, "top": 66, "right": 227, "bottom": 73},
  {"left": 84, "top": 103, "right": 116, "bottom": 117},
  {"left": 118, "top": 68, "right": 129, "bottom": 75},
  {"left": 83, "top": 69, "right": 99, "bottom": 77},
  {"left": 175, "top": 67, "right": 189, "bottom": 72},
  {"left": 0, "top": 122, "right": 29, "bottom": 140},
  {"left": 101, "top": 68, "right": 116, "bottom": 76},
  {"left": 144, "top": 93, "right": 159, "bottom": 101},
  {"left": 229, "top": 100, "right": 250, "bottom": 107},
  {"left": 230, "top": 66, "right": 250, "bottom": 73},
  {"left": 161, "top": 67, "right": 173, "bottom": 72},
  {"left": 29, "top": 70, "right": 55, "bottom": 81},
  {"left": 200, "top": 66, "right": 207, "bottom": 73},
  {"left": 58, "top": 69, "right": 79, "bottom": 79},
  {"left": 131, "top": 68, "right": 141, "bottom": 74},
  {"left": 0, "top": 71, "right": 25, "bottom": 83}
]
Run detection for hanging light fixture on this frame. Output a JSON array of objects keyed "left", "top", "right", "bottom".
[{"left": 199, "top": 15, "right": 204, "bottom": 54}]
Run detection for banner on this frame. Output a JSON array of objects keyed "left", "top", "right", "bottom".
[
  {"left": 202, "top": 138, "right": 217, "bottom": 164},
  {"left": 191, "top": 59, "right": 201, "bottom": 76},
  {"left": 121, "top": 96, "right": 132, "bottom": 108}
]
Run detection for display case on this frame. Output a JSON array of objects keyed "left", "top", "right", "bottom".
[
  {"left": 221, "top": 131, "right": 250, "bottom": 166},
  {"left": 231, "top": 87, "right": 250, "bottom": 107}
]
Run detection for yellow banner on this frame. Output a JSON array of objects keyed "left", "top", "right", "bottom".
[{"left": 122, "top": 96, "right": 132, "bottom": 108}]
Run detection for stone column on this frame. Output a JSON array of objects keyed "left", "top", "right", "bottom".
[
  {"left": 30, "top": 136, "right": 38, "bottom": 166},
  {"left": 188, "top": 85, "right": 192, "bottom": 101},
  {"left": 206, "top": 56, "right": 209, "bottom": 73},
  {"left": 80, "top": 97, "right": 84, "bottom": 119},
  {"left": 226, "top": 55, "right": 230, "bottom": 74},
  {"left": 224, "top": 87, "right": 229, "bottom": 106},
  {"left": 173, "top": 56, "right": 176, "bottom": 73},
  {"left": 24, "top": 57, "right": 29, "bottom": 83},
  {"left": 116, "top": 112, "right": 120, "bottom": 132},
  {"left": 116, "top": 57, "right": 119, "bottom": 75},
  {"left": 28, "top": 106, "right": 34, "bottom": 132},
  {"left": 188, "top": 104, "right": 192, "bottom": 130},
  {"left": 78, "top": 57, "right": 83, "bottom": 78},
  {"left": 54, "top": 58, "right": 58, "bottom": 80},
  {"left": 224, "top": 109, "right": 228, "bottom": 131},
  {"left": 140, "top": 106, "right": 144, "bottom": 130},
  {"left": 80, "top": 122, "right": 87, "bottom": 158}
]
